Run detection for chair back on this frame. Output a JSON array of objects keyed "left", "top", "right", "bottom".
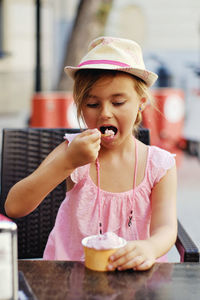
[{"left": 0, "top": 127, "right": 150, "bottom": 258}]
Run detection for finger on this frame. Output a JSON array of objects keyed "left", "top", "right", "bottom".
[
  {"left": 109, "top": 251, "right": 141, "bottom": 270},
  {"left": 92, "top": 135, "right": 102, "bottom": 146},
  {"left": 81, "top": 128, "right": 100, "bottom": 136},
  {"left": 82, "top": 129, "right": 101, "bottom": 141},
  {"left": 79, "top": 129, "right": 92, "bottom": 136},
  {"left": 134, "top": 259, "right": 154, "bottom": 271},
  {"left": 92, "top": 142, "right": 101, "bottom": 156},
  {"left": 108, "top": 245, "right": 138, "bottom": 270},
  {"left": 117, "top": 256, "right": 145, "bottom": 271},
  {"left": 109, "top": 242, "right": 136, "bottom": 262},
  {"left": 86, "top": 138, "right": 101, "bottom": 155}
]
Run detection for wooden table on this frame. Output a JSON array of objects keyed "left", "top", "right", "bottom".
[{"left": 18, "top": 260, "right": 200, "bottom": 300}]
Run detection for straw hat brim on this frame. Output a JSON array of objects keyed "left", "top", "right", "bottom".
[{"left": 64, "top": 65, "right": 158, "bottom": 87}]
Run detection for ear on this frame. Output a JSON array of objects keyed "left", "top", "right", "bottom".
[{"left": 140, "top": 97, "right": 148, "bottom": 110}]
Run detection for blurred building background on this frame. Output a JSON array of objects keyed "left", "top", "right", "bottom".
[
  {"left": 0, "top": 0, "right": 77, "bottom": 114},
  {"left": 0, "top": 0, "right": 200, "bottom": 260},
  {"left": 1, "top": 0, "right": 200, "bottom": 120}
]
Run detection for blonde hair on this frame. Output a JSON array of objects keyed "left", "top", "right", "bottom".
[{"left": 73, "top": 69, "right": 154, "bottom": 133}]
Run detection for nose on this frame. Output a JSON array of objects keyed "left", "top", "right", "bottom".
[{"left": 99, "top": 103, "right": 113, "bottom": 119}]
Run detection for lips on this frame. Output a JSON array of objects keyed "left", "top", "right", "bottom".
[{"left": 99, "top": 125, "right": 118, "bottom": 135}]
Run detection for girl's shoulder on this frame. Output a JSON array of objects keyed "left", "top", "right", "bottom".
[
  {"left": 146, "top": 145, "right": 176, "bottom": 186},
  {"left": 70, "top": 164, "right": 90, "bottom": 184},
  {"left": 148, "top": 145, "right": 176, "bottom": 168}
]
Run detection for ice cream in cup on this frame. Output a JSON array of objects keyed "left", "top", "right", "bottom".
[{"left": 82, "top": 232, "right": 127, "bottom": 271}]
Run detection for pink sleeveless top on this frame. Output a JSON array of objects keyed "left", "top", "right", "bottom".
[{"left": 43, "top": 134, "right": 175, "bottom": 262}]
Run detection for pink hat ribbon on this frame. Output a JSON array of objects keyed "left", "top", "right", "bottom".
[{"left": 78, "top": 59, "right": 131, "bottom": 68}]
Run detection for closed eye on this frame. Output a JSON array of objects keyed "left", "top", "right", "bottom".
[
  {"left": 86, "top": 103, "right": 99, "bottom": 108},
  {"left": 112, "top": 101, "right": 125, "bottom": 106}
]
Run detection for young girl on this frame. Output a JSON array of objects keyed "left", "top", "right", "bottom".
[{"left": 5, "top": 36, "right": 177, "bottom": 271}]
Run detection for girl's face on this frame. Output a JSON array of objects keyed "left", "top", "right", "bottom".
[{"left": 81, "top": 73, "right": 143, "bottom": 148}]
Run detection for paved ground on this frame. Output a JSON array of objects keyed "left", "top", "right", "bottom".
[{"left": 0, "top": 112, "right": 200, "bottom": 262}]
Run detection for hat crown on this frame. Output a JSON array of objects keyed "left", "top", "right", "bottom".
[
  {"left": 81, "top": 36, "right": 145, "bottom": 69},
  {"left": 64, "top": 36, "right": 158, "bottom": 87}
]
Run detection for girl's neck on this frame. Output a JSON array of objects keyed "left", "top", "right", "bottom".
[{"left": 99, "top": 135, "right": 135, "bottom": 160}]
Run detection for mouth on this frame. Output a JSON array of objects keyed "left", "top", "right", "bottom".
[{"left": 99, "top": 125, "right": 118, "bottom": 136}]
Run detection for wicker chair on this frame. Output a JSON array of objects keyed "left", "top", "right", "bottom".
[{"left": 0, "top": 128, "right": 199, "bottom": 262}]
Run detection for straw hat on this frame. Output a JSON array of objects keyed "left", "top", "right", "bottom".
[{"left": 64, "top": 36, "right": 158, "bottom": 87}]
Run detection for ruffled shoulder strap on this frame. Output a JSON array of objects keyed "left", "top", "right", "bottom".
[
  {"left": 147, "top": 146, "right": 176, "bottom": 186},
  {"left": 63, "top": 133, "right": 89, "bottom": 184},
  {"left": 70, "top": 165, "right": 89, "bottom": 184}
]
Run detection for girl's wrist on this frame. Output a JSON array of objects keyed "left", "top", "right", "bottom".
[
  {"left": 48, "top": 150, "right": 76, "bottom": 179},
  {"left": 145, "top": 238, "right": 160, "bottom": 260}
]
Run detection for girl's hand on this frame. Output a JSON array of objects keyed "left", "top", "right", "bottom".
[
  {"left": 66, "top": 129, "right": 101, "bottom": 169},
  {"left": 107, "top": 240, "right": 156, "bottom": 271}
]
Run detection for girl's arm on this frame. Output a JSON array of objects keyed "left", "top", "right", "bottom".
[
  {"left": 108, "top": 164, "right": 177, "bottom": 271},
  {"left": 5, "top": 129, "right": 101, "bottom": 218},
  {"left": 145, "top": 163, "right": 177, "bottom": 264}
]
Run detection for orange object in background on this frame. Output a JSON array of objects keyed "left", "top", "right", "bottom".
[
  {"left": 142, "top": 88, "right": 185, "bottom": 166},
  {"left": 30, "top": 92, "right": 76, "bottom": 128}
]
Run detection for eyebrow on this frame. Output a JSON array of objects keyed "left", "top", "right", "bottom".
[
  {"left": 111, "top": 93, "right": 127, "bottom": 98},
  {"left": 87, "top": 93, "right": 128, "bottom": 99},
  {"left": 87, "top": 94, "right": 99, "bottom": 100}
]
